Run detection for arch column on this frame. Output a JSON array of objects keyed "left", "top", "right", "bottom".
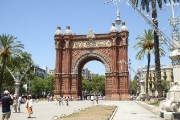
[{"left": 54, "top": 35, "right": 63, "bottom": 97}]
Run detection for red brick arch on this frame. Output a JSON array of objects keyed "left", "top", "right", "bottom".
[{"left": 54, "top": 30, "right": 130, "bottom": 100}]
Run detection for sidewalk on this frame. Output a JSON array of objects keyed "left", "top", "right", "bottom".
[
  {"left": 0, "top": 100, "right": 163, "bottom": 120},
  {"left": 101, "top": 101, "right": 163, "bottom": 120},
  {"left": 0, "top": 100, "right": 102, "bottom": 120}
]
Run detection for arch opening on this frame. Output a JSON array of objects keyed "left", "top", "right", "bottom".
[
  {"left": 79, "top": 60, "right": 106, "bottom": 100},
  {"left": 72, "top": 53, "right": 108, "bottom": 99},
  {"left": 72, "top": 52, "right": 111, "bottom": 74}
]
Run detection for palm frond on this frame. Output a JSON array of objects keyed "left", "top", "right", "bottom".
[
  {"left": 140, "top": 0, "right": 150, "bottom": 12},
  {"left": 157, "top": 0, "right": 163, "bottom": 8},
  {"left": 134, "top": 29, "right": 155, "bottom": 60}
]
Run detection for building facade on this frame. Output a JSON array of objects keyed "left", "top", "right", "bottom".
[
  {"left": 136, "top": 65, "right": 173, "bottom": 96},
  {"left": 30, "top": 65, "right": 48, "bottom": 79}
]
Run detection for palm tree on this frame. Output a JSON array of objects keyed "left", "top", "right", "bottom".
[
  {"left": 0, "top": 34, "right": 24, "bottom": 95},
  {"left": 134, "top": 29, "right": 165, "bottom": 96},
  {"left": 134, "top": 29, "right": 154, "bottom": 96},
  {"left": 132, "top": 0, "right": 179, "bottom": 98}
]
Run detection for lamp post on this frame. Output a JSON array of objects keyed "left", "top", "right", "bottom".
[
  {"left": 168, "top": 0, "right": 180, "bottom": 84},
  {"left": 104, "top": 0, "right": 121, "bottom": 25},
  {"left": 138, "top": 66, "right": 146, "bottom": 100},
  {"left": 14, "top": 72, "right": 20, "bottom": 97},
  {"left": 6, "top": 65, "right": 31, "bottom": 97}
]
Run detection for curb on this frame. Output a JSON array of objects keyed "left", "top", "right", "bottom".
[
  {"left": 109, "top": 106, "right": 118, "bottom": 120},
  {"left": 136, "top": 101, "right": 159, "bottom": 115}
]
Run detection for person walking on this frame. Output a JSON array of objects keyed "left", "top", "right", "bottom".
[
  {"left": 66, "top": 96, "right": 69, "bottom": 106},
  {"left": 12, "top": 96, "right": 17, "bottom": 113},
  {"left": 54, "top": 97, "right": 58, "bottom": 105},
  {"left": 58, "top": 96, "right": 62, "bottom": 106},
  {"left": 17, "top": 95, "right": 22, "bottom": 113},
  {"left": 1, "top": 90, "right": 13, "bottom": 120},
  {"left": 90, "top": 95, "right": 94, "bottom": 104},
  {"left": 62, "top": 96, "right": 64, "bottom": 105},
  {"left": 96, "top": 95, "right": 98, "bottom": 104},
  {"left": 26, "top": 95, "right": 33, "bottom": 118}
]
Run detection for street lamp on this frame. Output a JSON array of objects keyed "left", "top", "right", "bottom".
[
  {"left": 104, "top": 0, "right": 122, "bottom": 25},
  {"left": 137, "top": 66, "right": 146, "bottom": 100},
  {"left": 6, "top": 64, "right": 31, "bottom": 97},
  {"left": 14, "top": 71, "right": 20, "bottom": 97}
]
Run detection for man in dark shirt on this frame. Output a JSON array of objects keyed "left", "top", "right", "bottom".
[{"left": 1, "top": 90, "right": 12, "bottom": 120}]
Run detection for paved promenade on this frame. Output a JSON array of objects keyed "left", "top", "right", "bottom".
[
  {"left": 101, "top": 101, "right": 163, "bottom": 120},
  {"left": 0, "top": 100, "right": 163, "bottom": 120}
]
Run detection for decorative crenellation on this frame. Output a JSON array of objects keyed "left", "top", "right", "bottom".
[
  {"left": 109, "top": 23, "right": 118, "bottom": 32},
  {"left": 64, "top": 26, "right": 73, "bottom": 35},
  {"left": 120, "top": 22, "right": 128, "bottom": 32},
  {"left": 55, "top": 26, "right": 62, "bottom": 35}
]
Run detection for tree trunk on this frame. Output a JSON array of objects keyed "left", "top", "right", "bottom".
[
  {"left": 152, "top": 0, "right": 163, "bottom": 98},
  {"left": 146, "top": 52, "right": 151, "bottom": 96},
  {"left": 0, "top": 56, "right": 7, "bottom": 97}
]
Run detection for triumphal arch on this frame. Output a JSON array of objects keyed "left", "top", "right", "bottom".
[{"left": 54, "top": 23, "right": 130, "bottom": 100}]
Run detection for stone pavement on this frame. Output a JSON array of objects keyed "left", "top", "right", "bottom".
[
  {"left": 101, "top": 101, "right": 163, "bottom": 120},
  {"left": 0, "top": 100, "right": 163, "bottom": 120}
]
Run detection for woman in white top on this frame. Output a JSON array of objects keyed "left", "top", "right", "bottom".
[{"left": 26, "top": 95, "right": 33, "bottom": 118}]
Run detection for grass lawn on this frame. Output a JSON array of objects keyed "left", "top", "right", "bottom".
[
  {"left": 57, "top": 105, "right": 117, "bottom": 120},
  {"left": 144, "top": 101, "right": 160, "bottom": 106}
]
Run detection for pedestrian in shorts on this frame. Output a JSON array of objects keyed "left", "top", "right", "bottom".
[{"left": 1, "top": 90, "right": 13, "bottom": 120}]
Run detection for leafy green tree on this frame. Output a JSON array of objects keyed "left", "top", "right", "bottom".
[
  {"left": 82, "top": 77, "right": 92, "bottom": 93},
  {"left": 29, "top": 75, "right": 55, "bottom": 98},
  {"left": 1, "top": 52, "right": 33, "bottom": 95},
  {"left": 82, "top": 75, "right": 105, "bottom": 96},
  {"left": 161, "top": 80, "right": 168, "bottom": 96},
  {"left": 0, "top": 34, "right": 24, "bottom": 95},
  {"left": 132, "top": 80, "right": 138, "bottom": 95},
  {"left": 91, "top": 75, "right": 105, "bottom": 95},
  {"left": 30, "top": 77, "right": 44, "bottom": 97},
  {"left": 44, "top": 75, "right": 55, "bottom": 96}
]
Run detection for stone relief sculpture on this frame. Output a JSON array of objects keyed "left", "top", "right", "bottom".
[
  {"left": 121, "top": 35, "right": 128, "bottom": 45},
  {"left": 72, "top": 40, "right": 112, "bottom": 48},
  {"left": 65, "top": 40, "right": 69, "bottom": 48},
  {"left": 111, "top": 37, "right": 117, "bottom": 46},
  {"left": 55, "top": 41, "right": 59, "bottom": 48},
  {"left": 86, "top": 29, "right": 95, "bottom": 40}
]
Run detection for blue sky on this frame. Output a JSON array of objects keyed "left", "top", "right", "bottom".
[{"left": 0, "top": 0, "right": 178, "bottom": 78}]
